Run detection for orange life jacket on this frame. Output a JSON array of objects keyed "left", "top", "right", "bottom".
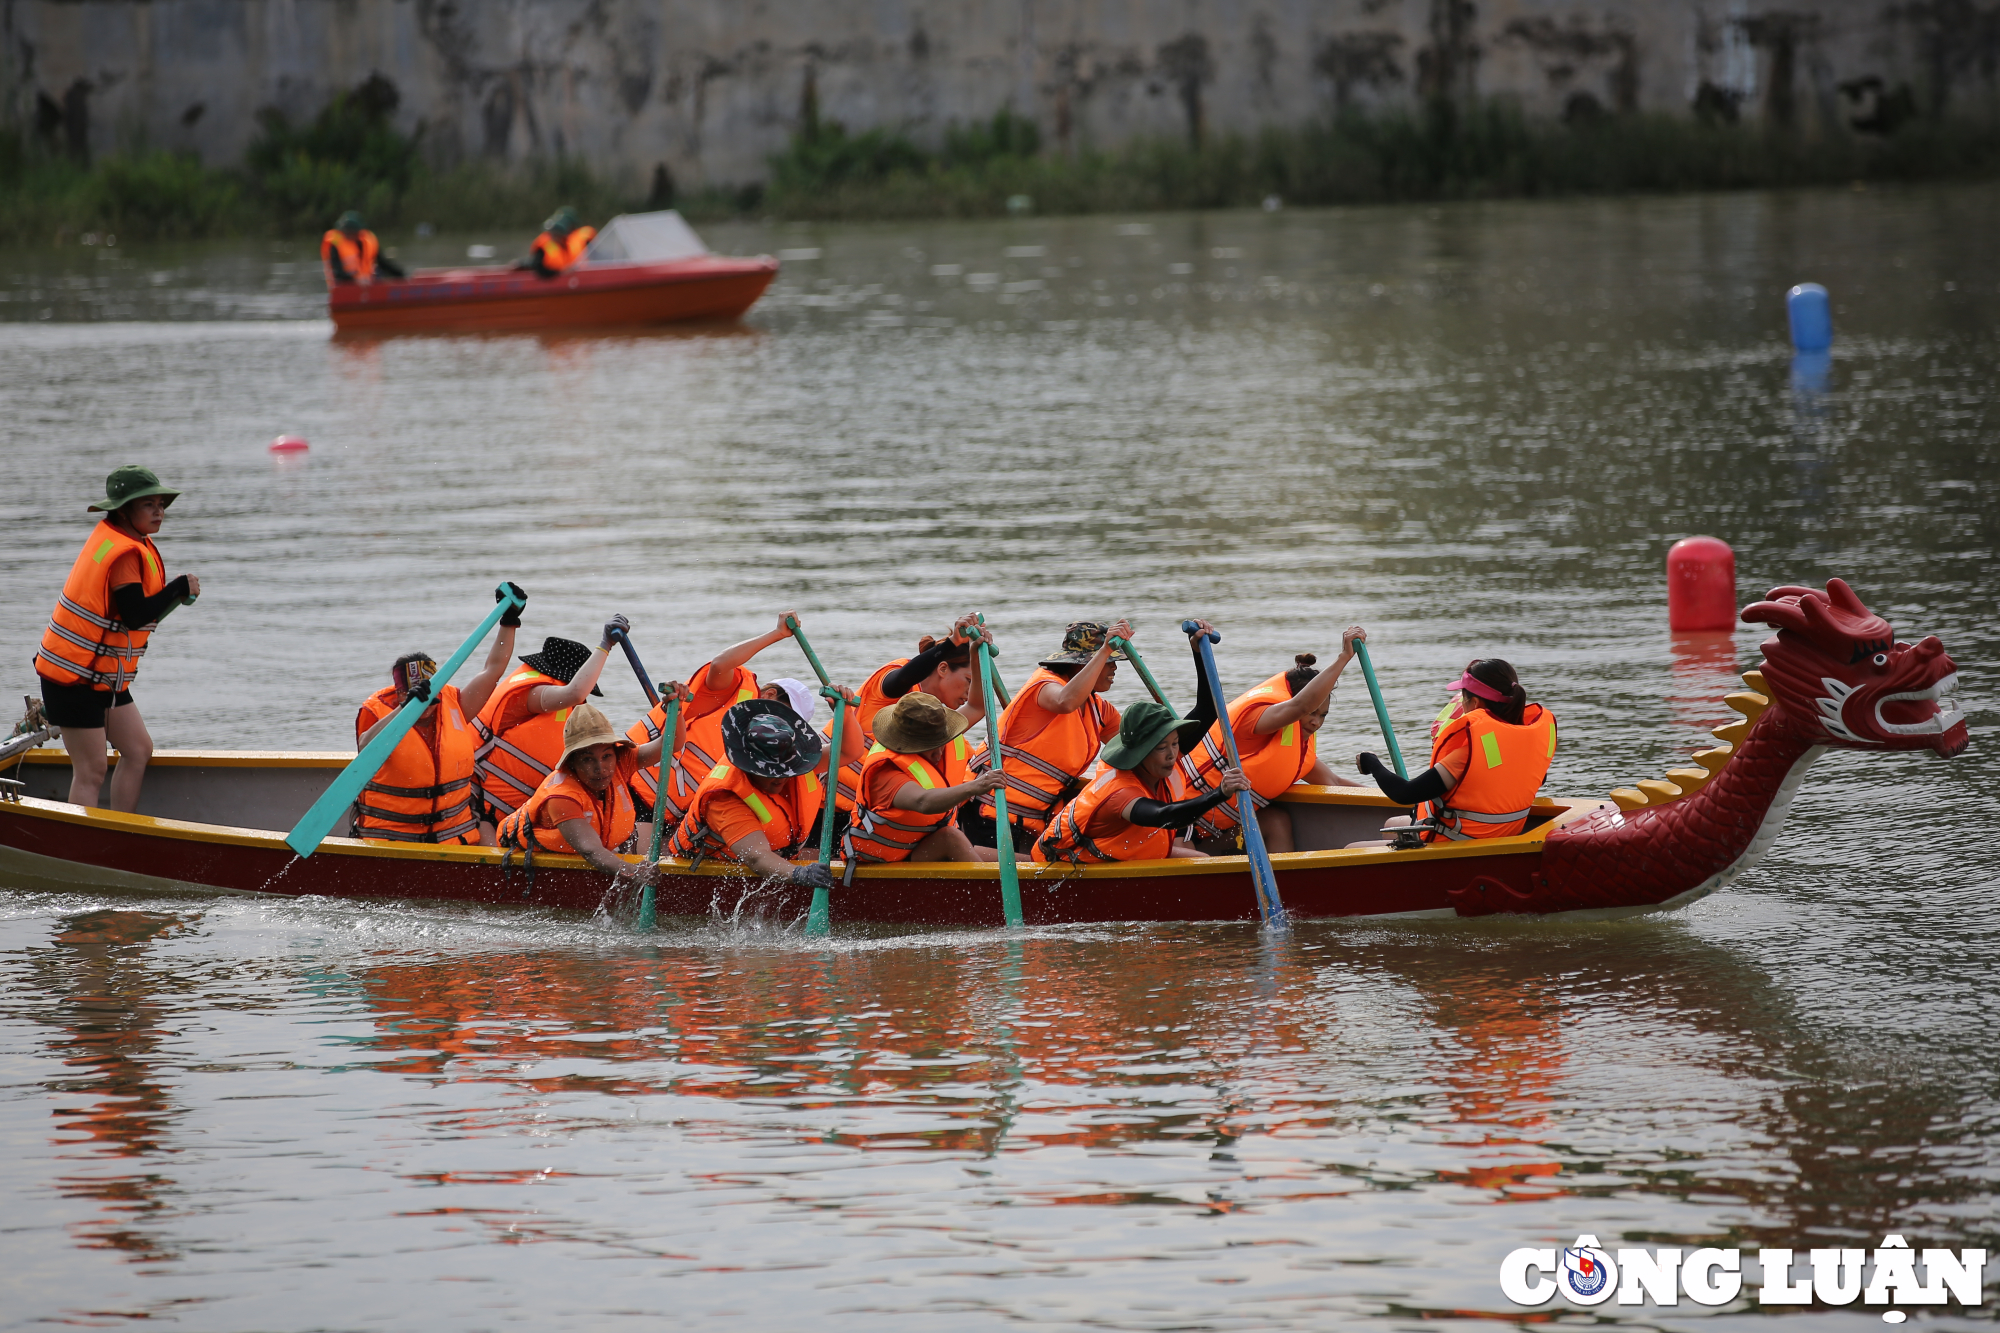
[
  {"left": 352, "top": 684, "right": 480, "bottom": 844},
  {"left": 665, "top": 761, "right": 822, "bottom": 864},
  {"left": 566, "top": 226, "right": 597, "bottom": 264},
  {"left": 1421, "top": 704, "right": 1557, "bottom": 841},
  {"left": 1179, "top": 671, "right": 1317, "bottom": 837},
  {"left": 842, "top": 734, "right": 974, "bottom": 864},
  {"left": 532, "top": 226, "right": 595, "bottom": 274},
  {"left": 1034, "top": 764, "right": 1184, "bottom": 865},
  {"left": 472, "top": 667, "right": 570, "bottom": 818},
  {"left": 320, "top": 229, "right": 379, "bottom": 283},
  {"left": 974, "top": 666, "right": 1116, "bottom": 833},
  {"left": 36, "top": 520, "right": 167, "bottom": 691},
  {"left": 627, "top": 663, "right": 758, "bottom": 823},
  {"left": 827, "top": 657, "right": 908, "bottom": 813},
  {"left": 496, "top": 762, "right": 637, "bottom": 855}
]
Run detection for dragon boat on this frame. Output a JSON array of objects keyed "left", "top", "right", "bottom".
[
  {"left": 326, "top": 210, "right": 778, "bottom": 334},
  {"left": 0, "top": 580, "right": 1964, "bottom": 925}
]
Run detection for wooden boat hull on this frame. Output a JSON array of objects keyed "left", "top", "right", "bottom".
[
  {"left": 0, "top": 750, "right": 1638, "bottom": 926},
  {"left": 327, "top": 256, "right": 779, "bottom": 333}
]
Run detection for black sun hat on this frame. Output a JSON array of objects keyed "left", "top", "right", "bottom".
[
  {"left": 519, "top": 636, "right": 604, "bottom": 696},
  {"left": 720, "top": 698, "right": 824, "bottom": 779}
]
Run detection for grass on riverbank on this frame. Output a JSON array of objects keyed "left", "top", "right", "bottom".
[{"left": 4, "top": 95, "right": 1998, "bottom": 243}]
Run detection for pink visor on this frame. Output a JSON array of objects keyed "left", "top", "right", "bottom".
[{"left": 1446, "top": 671, "right": 1510, "bottom": 702}]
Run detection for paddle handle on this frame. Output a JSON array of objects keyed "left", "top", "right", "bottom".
[
  {"left": 1108, "top": 635, "right": 1174, "bottom": 711},
  {"left": 977, "top": 639, "right": 1024, "bottom": 929},
  {"left": 1186, "top": 626, "right": 1287, "bottom": 930},
  {"left": 285, "top": 581, "right": 525, "bottom": 858},
  {"left": 784, "top": 615, "right": 833, "bottom": 687},
  {"left": 972, "top": 614, "right": 1010, "bottom": 708},
  {"left": 806, "top": 687, "right": 847, "bottom": 937},
  {"left": 638, "top": 693, "right": 682, "bottom": 932},
  {"left": 609, "top": 628, "right": 661, "bottom": 706},
  {"left": 1353, "top": 640, "right": 1407, "bottom": 779}
]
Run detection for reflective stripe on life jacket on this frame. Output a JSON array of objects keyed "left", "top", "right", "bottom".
[
  {"left": 566, "top": 226, "right": 597, "bottom": 264},
  {"left": 320, "top": 229, "right": 379, "bottom": 283},
  {"left": 496, "top": 761, "right": 637, "bottom": 856},
  {"left": 35, "top": 520, "right": 166, "bottom": 690},
  {"left": 1033, "top": 764, "right": 1182, "bottom": 865},
  {"left": 1179, "top": 671, "right": 1317, "bottom": 838},
  {"left": 1421, "top": 704, "right": 1557, "bottom": 841},
  {"left": 352, "top": 684, "right": 480, "bottom": 844},
  {"left": 471, "top": 667, "right": 568, "bottom": 818},
  {"left": 665, "top": 761, "right": 822, "bottom": 864},
  {"left": 532, "top": 226, "right": 594, "bottom": 274},
  {"left": 842, "top": 734, "right": 972, "bottom": 864},
  {"left": 627, "top": 662, "right": 758, "bottom": 822},
  {"left": 974, "top": 666, "right": 1116, "bottom": 834}
]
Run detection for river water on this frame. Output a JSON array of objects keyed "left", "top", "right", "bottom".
[{"left": 1, "top": 186, "right": 1995, "bottom": 1329}]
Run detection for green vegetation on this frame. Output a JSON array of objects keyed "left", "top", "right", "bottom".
[{"left": 3, "top": 81, "right": 1997, "bottom": 244}]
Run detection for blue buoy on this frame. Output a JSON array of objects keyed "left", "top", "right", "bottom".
[{"left": 1786, "top": 283, "right": 1832, "bottom": 352}]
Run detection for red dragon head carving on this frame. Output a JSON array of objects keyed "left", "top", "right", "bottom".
[{"left": 1741, "top": 578, "right": 1967, "bottom": 757}]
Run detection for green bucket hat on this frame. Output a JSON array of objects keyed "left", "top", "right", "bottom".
[
  {"left": 1038, "top": 621, "right": 1131, "bottom": 668},
  {"left": 337, "top": 210, "right": 364, "bottom": 231},
  {"left": 88, "top": 465, "right": 181, "bottom": 514},
  {"left": 1100, "top": 699, "right": 1207, "bottom": 771},
  {"left": 543, "top": 206, "right": 580, "bottom": 233}
]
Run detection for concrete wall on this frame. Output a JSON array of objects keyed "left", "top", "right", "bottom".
[{"left": 5, "top": 0, "right": 1996, "bottom": 186}]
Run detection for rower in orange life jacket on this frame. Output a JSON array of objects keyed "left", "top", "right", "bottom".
[
  {"left": 1351, "top": 659, "right": 1557, "bottom": 845},
  {"left": 496, "top": 703, "right": 677, "bottom": 884},
  {"left": 843, "top": 692, "right": 1007, "bottom": 866},
  {"left": 825, "top": 614, "right": 992, "bottom": 818},
  {"left": 968, "top": 619, "right": 1129, "bottom": 849},
  {"left": 664, "top": 697, "right": 867, "bottom": 891},
  {"left": 1036, "top": 621, "right": 1252, "bottom": 865},
  {"left": 1179, "top": 626, "right": 1368, "bottom": 852},
  {"left": 515, "top": 206, "right": 597, "bottom": 278},
  {"left": 36, "top": 466, "right": 200, "bottom": 812},
  {"left": 473, "top": 615, "right": 628, "bottom": 824},
  {"left": 624, "top": 610, "right": 822, "bottom": 828},
  {"left": 352, "top": 586, "right": 525, "bottom": 846},
  {"left": 320, "top": 211, "right": 406, "bottom": 286}
]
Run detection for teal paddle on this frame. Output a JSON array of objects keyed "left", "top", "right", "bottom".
[
  {"left": 975, "top": 636, "right": 1025, "bottom": 928},
  {"left": 784, "top": 616, "right": 846, "bottom": 936},
  {"left": 285, "top": 582, "right": 524, "bottom": 857},
  {"left": 1182, "top": 620, "right": 1287, "bottom": 931},
  {"left": 1353, "top": 640, "right": 1407, "bottom": 778},
  {"left": 638, "top": 691, "right": 681, "bottom": 933},
  {"left": 1107, "top": 635, "right": 1175, "bottom": 710}
]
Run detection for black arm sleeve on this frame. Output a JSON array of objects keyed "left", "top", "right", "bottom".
[
  {"left": 1127, "top": 786, "right": 1237, "bottom": 830},
  {"left": 1182, "top": 638, "right": 1220, "bottom": 732},
  {"left": 111, "top": 575, "right": 190, "bottom": 628},
  {"left": 1366, "top": 762, "right": 1450, "bottom": 806},
  {"left": 882, "top": 640, "right": 959, "bottom": 698}
]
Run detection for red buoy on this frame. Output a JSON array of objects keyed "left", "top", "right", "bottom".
[
  {"left": 1667, "top": 536, "right": 1737, "bottom": 631},
  {"left": 268, "top": 434, "right": 310, "bottom": 454}
]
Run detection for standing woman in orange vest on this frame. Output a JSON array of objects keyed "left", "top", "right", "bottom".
[
  {"left": 1179, "top": 626, "right": 1368, "bottom": 852},
  {"left": 472, "top": 615, "right": 627, "bottom": 826},
  {"left": 843, "top": 693, "right": 1008, "bottom": 865},
  {"left": 320, "top": 211, "right": 405, "bottom": 285},
  {"left": 352, "top": 584, "right": 526, "bottom": 845},
  {"left": 1352, "top": 659, "right": 1557, "bottom": 844},
  {"left": 967, "top": 619, "right": 1130, "bottom": 846},
  {"left": 36, "top": 467, "right": 200, "bottom": 811}
]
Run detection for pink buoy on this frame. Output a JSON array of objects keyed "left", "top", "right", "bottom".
[
  {"left": 268, "top": 434, "right": 310, "bottom": 454},
  {"left": 1666, "top": 536, "right": 1737, "bottom": 631}
]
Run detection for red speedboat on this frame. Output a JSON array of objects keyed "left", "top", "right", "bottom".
[{"left": 327, "top": 210, "right": 778, "bottom": 333}]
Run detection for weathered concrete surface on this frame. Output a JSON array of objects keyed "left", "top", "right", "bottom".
[{"left": 5, "top": 0, "right": 1996, "bottom": 183}]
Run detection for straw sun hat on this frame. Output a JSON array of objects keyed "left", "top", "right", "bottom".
[
  {"left": 872, "top": 692, "right": 969, "bottom": 754},
  {"left": 557, "top": 703, "right": 631, "bottom": 770}
]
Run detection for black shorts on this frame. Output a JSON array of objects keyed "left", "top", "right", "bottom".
[{"left": 39, "top": 675, "right": 134, "bottom": 729}]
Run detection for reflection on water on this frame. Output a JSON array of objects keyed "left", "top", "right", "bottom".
[{"left": 0, "top": 183, "right": 1996, "bottom": 1327}]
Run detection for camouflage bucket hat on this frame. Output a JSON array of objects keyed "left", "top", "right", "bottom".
[{"left": 1038, "top": 621, "right": 1131, "bottom": 668}]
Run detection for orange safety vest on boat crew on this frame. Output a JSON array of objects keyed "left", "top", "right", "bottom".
[
  {"left": 36, "top": 520, "right": 167, "bottom": 691},
  {"left": 532, "top": 226, "right": 595, "bottom": 273},
  {"left": 320, "top": 229, "right": 379, "bottom": 283},
  {"left": 827, "top": 657, "right": 907, "bottom": 813},
  {"left": 842, "top": 734, "right": 973, "bottom": 864},
  {"left": 974, "top": 667, "right": 1120, "bottom": 834},
  {"left": 472, "top": 667, "right": 570, "bottom": 819},
  {"left": 1179, "top": 671, "right": 1317, "bottom": 837},
  {"left": 496, "top": 761, "right": 637, "bottom": 856},
  {"left": 1422, "top": 704, "right": 1558, "bottom": 841},
  {"left": 1033, "top": 764, "right": 1185, "bottom": 865},
  {"left": 627, "top": 663, "right": 759, "bottom": 823},
  {"left": 665, "top": 761, "right": 823, "bottom": 864},
  {"left": 352, "top": 685, "right": 480, "bottom": 844}
]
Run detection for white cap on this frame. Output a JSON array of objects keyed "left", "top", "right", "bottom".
[{"left": 770, "top": 678, "right": 817, "bottom": 721}]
